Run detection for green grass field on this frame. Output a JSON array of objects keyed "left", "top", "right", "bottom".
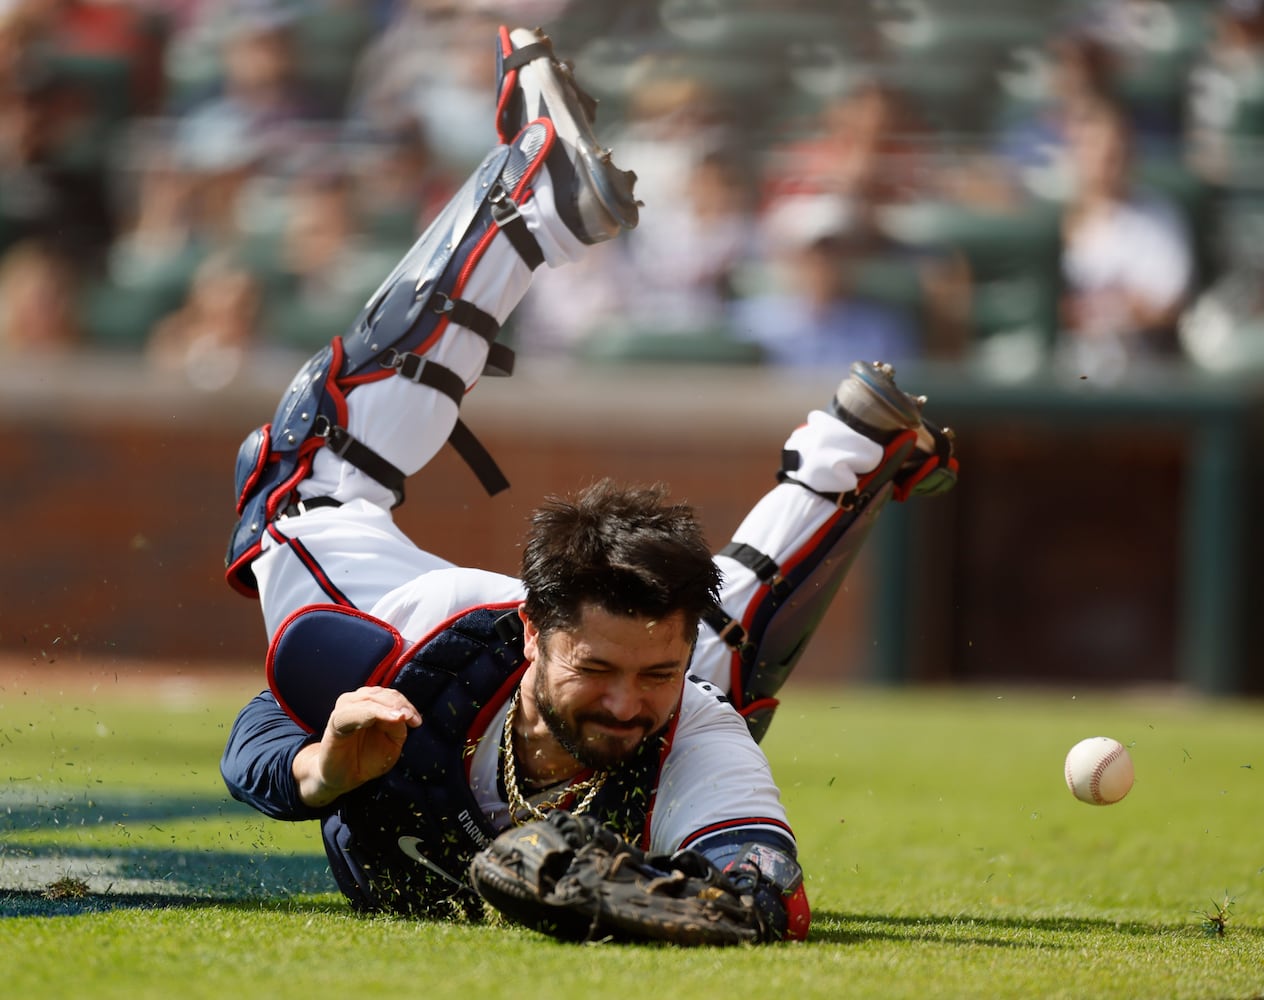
[{"left": 3, "top": 669, "right": 1262, "bottom": 1000}]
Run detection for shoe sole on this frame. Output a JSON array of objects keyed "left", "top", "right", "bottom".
[
  {"left": 834, "top": 361, "right": 923, "bottom": 439},
  {"left": 502, "top": 27, "right": 639, "bottom": 239}
]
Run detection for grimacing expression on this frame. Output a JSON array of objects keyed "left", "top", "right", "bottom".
[{"left": 527, "top": 605, "right": 694, "bottom": 770}]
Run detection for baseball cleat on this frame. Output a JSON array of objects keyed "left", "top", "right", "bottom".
[
  {"left": 832, "top": 360, "right": 958, "bottom": 498},
  {"left": 495, "top": 25, "right": 640, "bottom": 244}
]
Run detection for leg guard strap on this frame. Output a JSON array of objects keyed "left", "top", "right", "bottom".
[
  {"left": 315, "top": 351, "right": 475, "bottom": 506},
  {"left": 488, "top": 181, "right": 545, "bottom": 271},
  {"left": 717, "top": 542, "right": 792, "bottom": 601},
  {"left": 320, "top": 421, "right": 407, "bottom": 505}
]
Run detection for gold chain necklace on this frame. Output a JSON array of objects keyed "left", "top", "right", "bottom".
[{"left": 501, "top": 687, "right": 608, "bottom": 825}]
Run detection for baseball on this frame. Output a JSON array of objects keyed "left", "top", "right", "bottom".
[{"left": 1064, "top": 736, "right": 1134, "bottom": 805}]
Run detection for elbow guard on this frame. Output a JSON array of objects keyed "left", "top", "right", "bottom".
[{"left": 723, "top": 842, "right": 811, "bottom": 942}]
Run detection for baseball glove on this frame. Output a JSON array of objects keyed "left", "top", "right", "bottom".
[{"left": 469, "top": 811, "right": 762, "bottom": 946}]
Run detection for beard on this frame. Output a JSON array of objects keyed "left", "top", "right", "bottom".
[{"left": 533, "top": 670, "right": 662, "bottom": 771}]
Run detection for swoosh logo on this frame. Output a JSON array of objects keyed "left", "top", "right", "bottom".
[{"left": 397, "top": 836, "right": 463, "bottom": 886}]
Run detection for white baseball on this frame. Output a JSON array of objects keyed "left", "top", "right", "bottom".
[{"left": 1064, "top": 736, "right": 1134, "bottom": 805}]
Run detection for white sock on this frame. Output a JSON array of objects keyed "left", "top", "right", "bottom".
[
  {"left": 520, "top": 164, "right": 589, "bottom": 266},
  {"left": 781, "top": 410, "right": 886, "bottom": 495}
]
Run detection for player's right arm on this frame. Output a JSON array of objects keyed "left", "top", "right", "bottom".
[
  {"left": 222, "top": 687, "right": 422, "bottom": 816},
  {"left": 221, "top": 691, "right": 325, "bottom": 820}
]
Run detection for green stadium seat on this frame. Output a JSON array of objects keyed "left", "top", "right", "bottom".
[{"left": 576, "top": 324, "right": 765, "bottom": 365}]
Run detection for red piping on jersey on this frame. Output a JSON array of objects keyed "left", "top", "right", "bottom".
[
  {"left": 464, "top": 661, "right": 529, "bottom": 783},
  {"left": 636, "top": 698, "right": 681, "bottom": 848},
  {"left": 275, "top": 531, "right": 353, "bottom": 608},
  {"left": 738, "top": 695, "right": 779, "bottom": 721},
  {"left": 676, "top": 815, "right": 797, "bottom": 851}
]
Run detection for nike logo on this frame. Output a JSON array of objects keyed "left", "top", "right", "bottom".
[{"left": 397, "top": 836, "right": 464, "bottom": 886}]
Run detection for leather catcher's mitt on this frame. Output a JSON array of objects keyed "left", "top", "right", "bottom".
[{"left": 469, "top": 811, "right": 762, "bottom": 946}]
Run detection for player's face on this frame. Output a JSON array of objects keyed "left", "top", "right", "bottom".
[{"left": 525, "top": 604, "right": 693, "bottom": 770}]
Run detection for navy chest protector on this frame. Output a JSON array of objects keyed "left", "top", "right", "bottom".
[{"left": 267, "top": 603, "right": 668, "bottom": 917}]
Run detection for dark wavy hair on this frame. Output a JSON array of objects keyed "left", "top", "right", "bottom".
[{"left": 519, "top": 478, "right": 722, "bottom": 638}]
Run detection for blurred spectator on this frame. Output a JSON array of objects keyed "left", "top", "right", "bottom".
[
  {"left": 758, "top": 78, "right": 975, "bottom": 359},
  {"left": 1057, "top": 95, "right": 1195, "bottom": 376},
  {"left": 0, "top": 44, "right": 115, "bottom": 268},
  {"left": 1067, "top": 0, "right": 1198, "bottom": 146},
  {"left": 0, "top": 238, "right": 83, "bottom": 355},
  {"left": 513, "top": 147, "right": 758, "bottom": 355},
  {"left": 513, "top": 67, "right": 750, "bottom": 355},
  {"left": 171, "top": 1, "right": 320, "bottom": 168},
  {"left": 762, "top": 80, "right": 929, "bottom": 211},
  {"left": 107, "top": 142, "right": 203, "bottom": 284},
  {"left": 346, "top": 2, "right": 501, "bottom": 172},
  {"left": 728, "top": 194, "right": 920, "bottom": 368},
  {"left": 615, "top": 148, "right": 759, "bottom": 333},
  {"left": 156, "top": 4, "right": 319, "bottom": 253},
  {"left": 984, "top": 30, "right": 1119, "bottom": 204},
  {"left": 1185, "top": 0, "right": 1264, "bottom": 187},
  {"left": 27, "top": 0, "right": 169, "bottom": 116},
  {"left": 259, "top": 164, "right": 396, "bottom": 350},
  {"left": 348, "top": 117, "right": 459, "bottom": 249},
  {"left": 608, "top": 69, "right": 739, "bottom": 224},
  {"left": 145, "top": 248, "right": 261, "bottom": 389}
]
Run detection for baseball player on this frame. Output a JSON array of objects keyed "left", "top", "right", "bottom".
[{"left": 219, "top": 26, "right": 957, "bottom": 944}]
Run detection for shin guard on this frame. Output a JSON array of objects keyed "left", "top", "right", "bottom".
[
  {"left": 226, "top": 122, "right": 557, "bottom": 597},
  {"left": 705, "top": 483, "right": 895, "bottom": 743},
  {"left": 709, "top": 362, "right": 958, "bottom": 740}
]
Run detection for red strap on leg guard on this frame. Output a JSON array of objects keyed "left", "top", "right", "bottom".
[{"left": 892, "top": 451, "right": 960, "bottom": 501}]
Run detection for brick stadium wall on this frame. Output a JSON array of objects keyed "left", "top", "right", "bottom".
[{"left": 0, "top": 357, "right": 878, "bottom": 683}]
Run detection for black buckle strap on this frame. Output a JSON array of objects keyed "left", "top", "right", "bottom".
[
  {"left": 484, "top": 341, "right": 515, "bottom": 377},
  {"left": 778, "top": 451, "right": 854, "bottom": 508},
  {"left": 447, "top": 418, "right": 509, "bottom": 496},
  {"left": 381, "top": 352, "right": 510, "bottom": 497},
  {"left": 719, "top": 541, "right": 791, "bottom": 600},
  {"left": 393, "top": 352, "right": 466, "bottom": 406},
  {"left": 281, "top": 496, "right": 342, "bottom": 518},
  {"left": 501, "top": 39, "right": 553, "bottom": 73},
  {"left": 489, "top": 182, "right": 544, "bottom": 271},
  {"left": 427, "top": 293, "right": 515, "bottom": 377},
  {"left": 702, "top": 606, "right": 756, "bottom": 662},
  {"left": 319, "top": 421, "right": 407, "bottom": 507},
  {"left": 431, "top": 291, "right": 499, "bottom": 343}
]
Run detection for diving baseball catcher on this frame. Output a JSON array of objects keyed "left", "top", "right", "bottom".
[{"left": 219, "top": 25, "right": 957, "bottom": 945}]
